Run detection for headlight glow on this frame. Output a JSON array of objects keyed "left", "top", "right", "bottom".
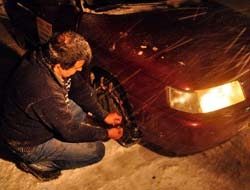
[{"left": 167, "top": 81, "right": 245, "bottom": 113}]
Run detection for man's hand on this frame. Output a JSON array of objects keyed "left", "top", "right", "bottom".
[
  {"left": 104, "top": 112, "right": 122, "bottom": 126},
  {"left": 108, "top": 127, "right": 124, "bottom": 140}
]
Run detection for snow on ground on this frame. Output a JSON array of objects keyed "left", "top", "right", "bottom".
[{"left": 1, "top": 129, "right": 250, "bottom": 190}]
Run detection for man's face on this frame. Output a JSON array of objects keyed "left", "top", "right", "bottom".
[{"left": 57, "top": 60, "right": 85, "bottom": 78}]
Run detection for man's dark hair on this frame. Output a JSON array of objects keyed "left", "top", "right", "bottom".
[{"left": 45, "top": 31, "right": 92, "bottom": 69}]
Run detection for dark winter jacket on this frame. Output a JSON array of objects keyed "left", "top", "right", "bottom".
[{"left": 0, "top": 50, "right": 109, "bottom": 149}]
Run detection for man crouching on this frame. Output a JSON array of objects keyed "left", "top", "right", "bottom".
[{"left": 0, "top": 31, "right": 123, "bottom": 181}]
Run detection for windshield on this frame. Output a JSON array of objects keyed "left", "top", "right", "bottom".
[{"left": 81, "top": 0, "right": 200, "bottom": 15}]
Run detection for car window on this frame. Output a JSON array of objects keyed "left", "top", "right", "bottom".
[
  {"left": 80, "top": 0, "right": 200, "bottom": 15},
  {"left": 84, "top": 0, "right": 162, "bottom": 8},
  {"left": 81, "top": 0, "right": 168, "bottom": 14}
]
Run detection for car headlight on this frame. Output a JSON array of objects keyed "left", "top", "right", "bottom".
[{"left": 166, "top": 81, "right": 245, "bottom": 113}]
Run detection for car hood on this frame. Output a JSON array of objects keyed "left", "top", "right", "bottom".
[{"left": 81, "top": 2, "right": 250, "bottom": 91}]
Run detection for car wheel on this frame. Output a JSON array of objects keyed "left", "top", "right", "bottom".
[{"left": 90, "top": 66, "right": 142, "bottom": 147}]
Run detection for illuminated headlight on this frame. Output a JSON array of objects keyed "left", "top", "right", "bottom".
[{"left": 166, "top": 81, "right": 245, "bottom": 113}]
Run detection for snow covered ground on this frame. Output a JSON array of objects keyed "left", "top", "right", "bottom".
[{"left": 1, "top": 128, "right": 250, "bottom": 190}]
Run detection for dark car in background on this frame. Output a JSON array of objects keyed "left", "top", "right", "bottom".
[{"left": 4, "top": 0, "right": 250, "bottom": 155}]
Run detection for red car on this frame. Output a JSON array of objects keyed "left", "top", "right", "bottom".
[{"left": 4, "top": 0, "right": 250, "bottom": 155}]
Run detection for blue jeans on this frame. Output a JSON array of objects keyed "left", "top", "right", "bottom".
[{"left": 18, "top": 100, "right": 105, "bottom": 171}]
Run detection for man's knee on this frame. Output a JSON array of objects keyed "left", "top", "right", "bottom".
[{"left": 94, "top": 142, "right": 105, "bottom": 161}]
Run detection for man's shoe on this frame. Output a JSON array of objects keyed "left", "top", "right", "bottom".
[{"left": 17, "top": 162, "right": 61, "bottom": 181}]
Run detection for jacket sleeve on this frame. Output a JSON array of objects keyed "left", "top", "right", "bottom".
[
  {"left": 69, "top": 73, "right": 109, "bottom": 121},
  {"left": 30, "top": 95, "right": 109, "bottom": 142}
]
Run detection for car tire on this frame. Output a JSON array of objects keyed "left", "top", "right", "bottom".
[{"left": 90, "top": 66, "right": 142, "bottom": 146}]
